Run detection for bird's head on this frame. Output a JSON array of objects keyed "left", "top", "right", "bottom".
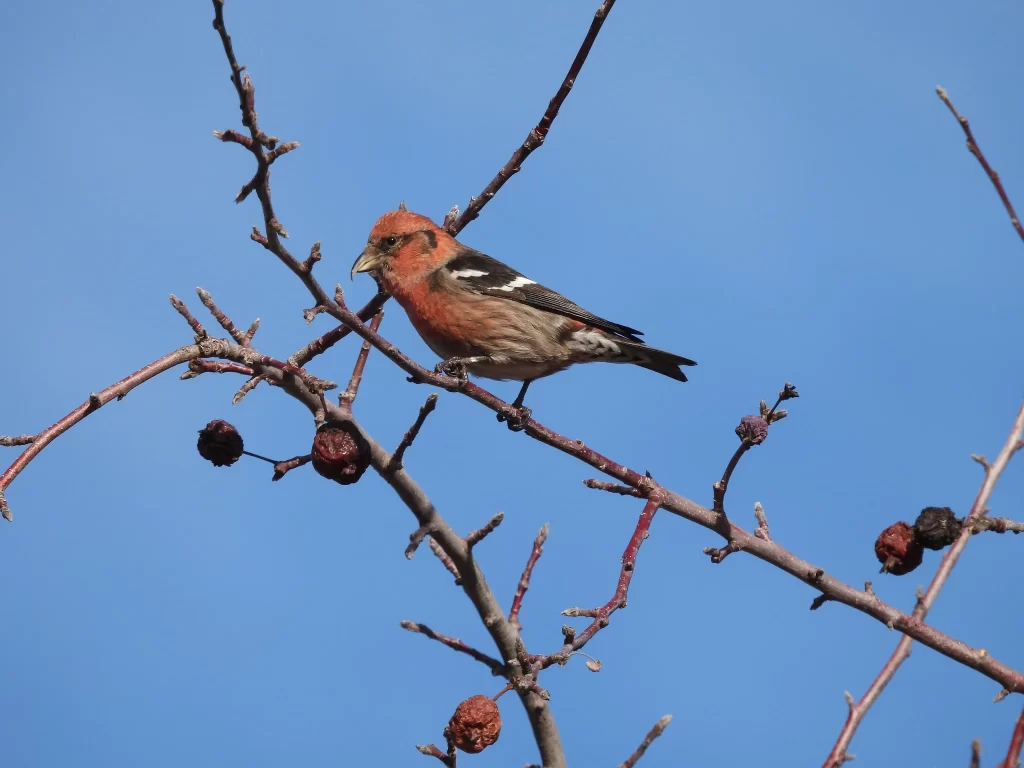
[{"left": 351, "top": 209, "right": 449, "bottom": 289}]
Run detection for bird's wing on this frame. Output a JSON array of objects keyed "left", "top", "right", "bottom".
[{"left": 442, "top": 248, "right": 645, "bottom": 342}]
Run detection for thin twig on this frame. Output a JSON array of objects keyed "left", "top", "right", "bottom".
[
  {"left": 0, "top": 435, "right": 36, "bottom": 447},
  {"left": 169, "top": 294, "right": 208, "bottom": 339},
  {"left": 619, "top": 715, "right": 673, "bottom": 768},
  {"left": 271, "top": 454, "right": 312, "bottom": 481},
  {"left": 400, "top": 621, "right": 506, "bottom": 677},
  {"left": 1003, "top": 706, "right": 1024, "bottom": 768},
  {"left": 196, "top": 287, "right": 249, "bottom": 345},
  {"left": 971, "top": 739, "right": 982, "bottom": 768},
  {"left": 446, "top": 0, "right": 619, "bottom": 235},
  {"left": 823, "top": 401, "right": 1024, "bottom": 767},
  {"left": 936, "top": 87, "right": 1024, "bottom": 243},
  {"left": 466, "top": 512, "right": 504, "bottom": 548},
  {"left": 754, "top": 501, "right": 772, "bottom": 541},
  {"left": 416, "top": 742, "right": 454, "bottom": 768},
  {"left": 971, "top": 516, "right": 1024, "bottom": 535},
  {"left": 713, "top": 384, "right": 797, "bottom": 514},
  {"left": 429, "top": 537, "right": 462, "bottom": 585},
  {"left": 583, "top": 479, "right": 644, "bottom": 497},
  {"left": 339, "top": 312, "right": 384, "bottom": 408},
  {"left": 534, "top": 495, "right": 663, "bottom": 668},
  {"left": 387, "top": 394, "right": 439, "bottom": 472},
  {"left": 509, "top": 523, "right": 550, "bottom": 632},
  {"left": 180, "top": 359, "right": 254, "bottom": 379}
]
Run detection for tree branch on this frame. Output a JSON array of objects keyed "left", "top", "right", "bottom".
[
  {"left": 447, "top": 0, "right": 619, "bottom": 235},
  {"left": 936, "top": 87, "right": 1023, "bottom": 243},
  {"left": 533, "top": 494, "right": 662, "bottom": 669},
  {"left": 509, "top": 523, "right": 550, "bottom": 632},
  {"left": 823, "top": 400, "right": 1024, "bottom": 767},
  {"left": 618, "top": 715, "right": 673, "bottom": 768},
  {"left": 400, "top": 620, "right": 506, "bottom": 677},
  {"left": 1002, "top": 706, "right": 1024, "bottom": 768}
]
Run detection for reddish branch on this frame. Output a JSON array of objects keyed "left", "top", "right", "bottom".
[
  {"left": 1002, "top": 706, "right": 1024, "bottom": 768},
  {"left": 446, "top": 0, "right": 618, "bottom": 235},
  {"left": 181, "top": 359, "right": 254, "bottom": 379},
  {"left": 534, "top": 494, "right": 663, "bottom": 669},
  {"left": 619, "top": 715, "right": 673, "bottom": 768},
  {"left": 338, "top": 311, "right": 384, "bottom": 408},
  {"left": 936, "top": 87, "right": 1024, "bottom": 243},
  {"left": 0, "top": 343, "right": 214, "bottom": 514},
  {"left": 386, "top": 394, "right": 439, "bottom": 472},
  {"left": 400, "top": 620, "right": 506, "bottom": 677},
  {"left": 509, "top": 523, "right": 550, "bottom": 631},
  {"left": 305, "top": 297, "right": 1024, "bottom": 693},
  {"left": 823, "top": 401, "right": 1024, "bottom": 767}
]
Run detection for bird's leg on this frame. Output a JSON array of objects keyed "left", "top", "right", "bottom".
[
  {"left": 434, "top": 355, "right": 489, "bottom": 384},
  {"left": 497, "top": 380, "right": 533, "bottom": 432}
]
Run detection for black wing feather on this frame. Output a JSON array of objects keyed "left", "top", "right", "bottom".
[{"left": 445, "top": 249, "right": 645, "bottom": 342}]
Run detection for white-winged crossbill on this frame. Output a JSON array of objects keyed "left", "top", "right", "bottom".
[{"left": 351, "top": 209, "right": 696, "bottom": 418}]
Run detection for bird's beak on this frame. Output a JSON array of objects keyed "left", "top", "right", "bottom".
[{"left": 350, "top": 248, "right": 382, "bottom": 280}]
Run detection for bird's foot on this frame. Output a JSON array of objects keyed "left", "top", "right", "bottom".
[
  {"left": 435, "top": 357, "right": 470, "bottom": 385},
  {"left": 497, "top": 405, "right": 532, "bottom": 432}
]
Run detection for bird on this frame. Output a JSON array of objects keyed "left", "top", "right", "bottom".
[{"left": 351, "top": 208, "right": 696, "bottom": 424}]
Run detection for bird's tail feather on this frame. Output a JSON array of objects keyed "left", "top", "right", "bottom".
[{"left": 617, "top": 339, "right": 696, "bottom": 383}]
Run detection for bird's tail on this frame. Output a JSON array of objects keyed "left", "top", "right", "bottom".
[{"left": 617, "top": 338, "right": 697, "bottom": 383}]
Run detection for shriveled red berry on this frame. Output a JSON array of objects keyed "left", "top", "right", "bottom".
[
  {"left": 913, "top": 506, "right": 962, "bottom": 550},
  {"left": 875, "top": 521, "right": 924, "bottom": 575},
  {"left": 735, "top": 415, "right": 769, "bottom": 445},
  {"left": 311, "top": 421, "right": 369, "bottom": 485},
  {"left": 448, "top": 695, "right": 501, "bottom": 754},
  {"left": 197, "top": 420, "right": 244, "bottom": 467}
]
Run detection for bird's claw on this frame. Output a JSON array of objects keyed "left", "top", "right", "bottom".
[
  {"left": 435, "top": 358, "right": 469, "bottom": 383},
  {"left": 497, "top": 406, "right": 531, "bottom": 432}
]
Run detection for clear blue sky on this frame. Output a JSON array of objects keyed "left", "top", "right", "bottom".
[{"left": 2, "top": 1, "right": 1023, "bottom": 766}]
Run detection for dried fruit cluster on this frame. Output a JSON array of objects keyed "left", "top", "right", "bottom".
[{"left": 875, "top": 506, "right": 963, "bottom": 575}]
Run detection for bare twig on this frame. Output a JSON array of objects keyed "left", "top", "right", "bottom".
[
  {"left": 416, "top": 741, "right": 454, "bottom": 768},
  {"left": 1, "top": 343, "right": 215, "bottom": 517},
  {"left": 713, "top": 383, "right": 798, "bottom": 514},
  {"left": 583, "top": 479, "right": 644, "bottom": 497},
  {"left": 535, "top": 494, "right": 662, "bottom": 668},
  {"left": 936, "top": 87, "right": 1024, "bottom": 243},
  {"left": 289, "top": 296, "right": 389, "bottom": 367},
  {"left": 196, "top": 287, "right": 249, "bottom": 345},
  {"left": 823, "top": 401, "right": 1024, "bottom": 767},
  {"left": 754, "top": 501, "right": 772, "bottom": 541},
  {"left": 339, "top": 312, "right": 384, "bottom": 408},
  {"left": 466, "top": 512, "right": 504, "bottom": 548},
  {"left": 169, "top": 294, "right": 208, "bottom": 339},
  {"left": 619, "top": 715, "right": 673, "bottom": 768},
  {"left": 0, "top": 435, "right": 35, "bottom": 447},
  {"left": 387, "top": 394, "right": 439, "bottom": 472},
  {"left": 446, "top": 0, "right": 619, "bottom": 235},
  {"left": 1003, "top": 706, "right": 1024, "bottom": 768},
  {"left": 429, "top": 537, "right": 462, "bottom": 585},
  {"left": 509, "top": 523, "right": 550, "bottom": 632},
  {"left": 271, "top": 454, "right": 312, "bottom": 481},
  {"left": 971, "top": 516, "right": 1024, "bottom": 535},
  {"left": 400, "top": 620, "right": 506, "bottom": 677},
  {"left": 180, "top": 359, "right": 254, "bottom": 379},
  {"left": 971, "top": 739, "right": 982, "bottom": 768}
]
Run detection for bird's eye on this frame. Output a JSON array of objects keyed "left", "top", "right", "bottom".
[{"left": 383, "top": 236, "right": 399, "bottom": 248}]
